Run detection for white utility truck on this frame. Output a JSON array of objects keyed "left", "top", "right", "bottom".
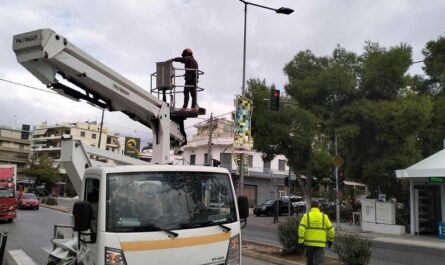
[{"left": 13, "top": 29, "right": 249, "bottom": 265}]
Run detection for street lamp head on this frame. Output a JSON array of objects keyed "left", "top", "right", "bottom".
[{"left": 276, "top": 7, "right": 294, "bottom": 15}]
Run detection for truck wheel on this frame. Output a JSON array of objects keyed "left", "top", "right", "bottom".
[
  {"left": 36, "top": 206, "right": 39, "bottom": 210},
  {"left": 7, "top": 219, "right": 13, "bottom": 223}
]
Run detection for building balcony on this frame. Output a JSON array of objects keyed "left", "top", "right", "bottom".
[
  {"left": 33, "top": 146, "right": 61, "bottom": 152},
  {"left": 106, "top": 143, "right": 119, "bottom": 148},
  {"left": 0, "top": 136, "right": 31, "bottom": 144},
  {"left": 0, "top": 156, "right": 29, "bottom": 164},
  {"left": 33, "top": 135, "right": 62, "bottom": 141},
  {"left": 0, "top": 146, "right": 30, "bottom": 154}
]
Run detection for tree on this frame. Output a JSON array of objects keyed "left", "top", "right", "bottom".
[
  {"left": 251, "top": 40, "right": 435, "bottom": 202},
  {"left": 246, "top": 79, "right": 329, "bottom": 206},
  {"left": 22, "top": 153, "right": 60, "bottom": 194},
  {"left": 422, "top": 35, "right": 445, "bottom": 90}
]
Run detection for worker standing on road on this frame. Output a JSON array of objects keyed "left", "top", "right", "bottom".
[
  {"left": 167, "top": 48, "right": 199, "bottom": 110},
  {"left": 298, "top": 200, "right": 335, "bottom": 265}
]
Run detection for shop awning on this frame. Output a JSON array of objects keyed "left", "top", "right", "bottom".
[{"left": 396, "top": 149, "right": 445, "bottom": 178}]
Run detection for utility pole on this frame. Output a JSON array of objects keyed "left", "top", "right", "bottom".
[
  {"left": 335, "top": 134, "right": 341, "bottom": 229},
  {"left": 97, "top": 108, "right": 105, "bottom": 149},
  {"left": 288, "top": 169, "right": 291, "bottom": 218},
  {"left": 207, "top": 113, "right": 213, "bottom": 166}
]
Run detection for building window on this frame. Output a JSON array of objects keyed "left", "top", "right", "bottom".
[
  {"left": 248, "top": 155, "right": 253, "bottom": 168},
  {"left": 190, "top": 154, "right": 196, "bottom": 165},
  {"left": 279, "top": 159, "right": 286, "bottom": 171},
  {"left": 220, "top": 153, "right": 232, "bottom": 170},
  {"left": 263, "top": 160, "right": 271, "bottom": 173},
  {"left": 92, "top": 133, "right": 97, "bottom": 139},
  {"left": 80, "top": 131, "right": 86, "bottom": 137}
]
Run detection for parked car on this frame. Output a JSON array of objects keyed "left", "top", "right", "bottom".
[
  {"left": 17, "top": 193, "right": 39, "bottom": 210},
  {"left": 253, "top": 199, "right": 294, "bottom": 216}
]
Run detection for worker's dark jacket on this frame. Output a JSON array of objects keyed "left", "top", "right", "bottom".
[{"left": 173, "top": 55, "right": 198, "bottom": 83}]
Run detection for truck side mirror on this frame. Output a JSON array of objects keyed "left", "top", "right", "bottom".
[
  {"left": 73, "top": 201, "right": 93, "bottom": 232},
  {"left": 237, "top": 196, "right": 249, "bottom": 220},
  {"left": 73, "top": 201, "right": 96, "bottom": 244}
]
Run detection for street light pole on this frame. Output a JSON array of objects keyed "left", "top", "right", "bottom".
[
  {"left": 238, "top": 0, "right": 294, "bottom": 196},
  {"left": 97, "top": 108, "right": 105, "bottom": 149}
]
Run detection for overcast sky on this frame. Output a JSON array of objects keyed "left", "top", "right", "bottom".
[{"left": 1, "top": 0, "right": 444, "bottom": 145}]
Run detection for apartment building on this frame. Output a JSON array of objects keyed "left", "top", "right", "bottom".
[
  {"left": 183, "top": 118, "right": 290, "bottom": 207},
  {"left": 32, "top": 121, "right": 125, "bottom": 170},
  {"left": 0, "top": 124, "right": 31, "bottom": 173}
]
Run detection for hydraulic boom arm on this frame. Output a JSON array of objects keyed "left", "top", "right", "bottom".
[{"left": 13, "top": 28, "right": 182, "bottom": 164}]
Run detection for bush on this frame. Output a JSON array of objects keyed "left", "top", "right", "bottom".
[
  {"left": 334, "top": 233, "right": 372, "bottom": 265},
  {"left": 277, "top": 216, "right": 305, "bottom": 255},
  {"left": 45, "top": 196, "right": 58, "bottom": 206}
]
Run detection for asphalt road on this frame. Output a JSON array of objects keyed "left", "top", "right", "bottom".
[
  {"left": 1, "top": 207, "right": 72, "bottom": 265},
  {"left": 6, "top": 200, "right": 445, "bottom": 265},
  {"left": 1, "top": 204, "right": 273, "bottom": 265},
  {"left": 244, "top": 215, "right": 445, "bottom": 265}
]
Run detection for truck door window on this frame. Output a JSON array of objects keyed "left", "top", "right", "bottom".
[
  {"left": 84, "top": 178, "right": 99, "bottom": 233},
  {"left": 85, "top": 179, "right": 99, "bottom": 203}
]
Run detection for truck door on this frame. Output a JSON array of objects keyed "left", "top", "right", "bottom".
[{"left": 79, "top": 178, "right": 100, "bottom": 264}]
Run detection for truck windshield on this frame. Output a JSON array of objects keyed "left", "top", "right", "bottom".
[
  {"left": 106, "top": 171, "right": 237, "bottom": 233},
  {"left": 0, "top": 188, "right": 14, "bottom": 198}
]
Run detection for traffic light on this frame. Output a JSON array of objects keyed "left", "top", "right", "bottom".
[
  {"left": 338, "top": 169, "right": 345, "bottom": 189},
  {"left": 284, "top": 176, "right": 289, "bottom": 187},
  {"left": 270, "top": 89, "right": 280, "bottom": 111}
]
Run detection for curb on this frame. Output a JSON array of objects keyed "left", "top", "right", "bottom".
[
  {"left": 243, "top": 249, "right": 304, "bottom": 265},
  {"left": 40, "top": 204, "right": 71, "bottom": 213},
  {"left": 243, "top": 240, "right": 306, "bottom": 265}
]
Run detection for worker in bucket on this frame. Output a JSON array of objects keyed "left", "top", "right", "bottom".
[{"left": 167, "top": 48, "right": 199, "bottom": 111}]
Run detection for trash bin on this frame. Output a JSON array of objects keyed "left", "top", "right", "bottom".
[{"left": 439, "top": 222, "right": 445, "bottom": 240}]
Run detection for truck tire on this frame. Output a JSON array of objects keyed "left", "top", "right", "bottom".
[{"left": 7, "top": 219, "right": 13, "bottom": 223}]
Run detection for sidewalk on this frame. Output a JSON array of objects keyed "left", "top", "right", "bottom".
[
  {"left": 249, "top": 215, "right": 445, "bottom": 251},
  {"left": 337, "top": 222, "right": 445, "bottom": 251},
  {"left": 40, "top": 203, "right": 71, "bottom": 213}
]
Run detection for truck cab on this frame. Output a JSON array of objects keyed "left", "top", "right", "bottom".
[
  {"left": 73, "top": 165, "right": 248, "bottom": 265},
  {"left": 0, "top": 165, "right": 17, "bottom": 222}
]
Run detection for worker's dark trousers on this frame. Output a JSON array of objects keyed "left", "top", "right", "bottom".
[
  {"left": 306, "top": 246, "right": 324, "bottom": 265},
  {"left": 183, "top": 80, "right": 197, "bottom": 108}
]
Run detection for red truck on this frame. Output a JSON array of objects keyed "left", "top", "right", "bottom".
[{"left": 0, "top": 165, "right": 17, "bottom": 222}]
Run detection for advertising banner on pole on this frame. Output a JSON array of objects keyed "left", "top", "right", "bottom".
[
  {"left": 233, "top": 96, "right": 253, "bottom": 151},
  {"left": 124, "top": 137, "right": 141, "bottom": 159}
]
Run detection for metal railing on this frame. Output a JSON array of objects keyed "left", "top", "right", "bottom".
[
  {"left": 150, "top": 64, "right": 204, "bottom": 109},
  {"left": 0, "top": 230, "right": 8, "bottom": 265}
]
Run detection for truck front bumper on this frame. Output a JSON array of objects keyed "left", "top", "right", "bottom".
[{"left": 0, "top": 211, "right": 16, "bottom": 220}]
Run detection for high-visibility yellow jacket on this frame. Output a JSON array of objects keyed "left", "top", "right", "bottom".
[{"left": 298, "top": 207, "right": 335, "bottom": 247}]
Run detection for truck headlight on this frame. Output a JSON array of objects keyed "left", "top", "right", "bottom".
[
  {"left": 8, "top": 206, "right": 14, "bottom": 210},
  {"left": 225, "top": 234, "right": 240, "bottom": 265},
  {"left": 105, "top": 247, "right": 127, "bottom": 265}
]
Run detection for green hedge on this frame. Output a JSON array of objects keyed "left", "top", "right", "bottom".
[
  {"left": 42, "top": 196, "right": 58, "bottom": 205},
  {"left": 334, "top": 233, "right": 372, "bottom": 265},
  {"left": 277, "top": 216, "right": 305, "bottom": 255}
]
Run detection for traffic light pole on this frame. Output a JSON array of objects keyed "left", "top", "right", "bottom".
[
  {"left": 288, "top": 169, "right": 291, "bottom": 218},
  {"left": 335, "top": 135, "right": 341, "bottom": 229}
]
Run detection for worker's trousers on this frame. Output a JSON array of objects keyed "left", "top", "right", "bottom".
[
  {"left": 305, "top": 246, "right": 325, "bottom": 265},
  {"left": 183, "top": 79, "right": 197, "bottom": 108}
]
